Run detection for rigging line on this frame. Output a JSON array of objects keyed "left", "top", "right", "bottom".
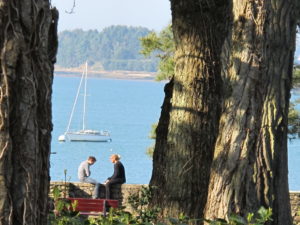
[
  {"left": 65, "top": 67, "right": 85, "bottom": 133},
  {"left": 83, "top": 61, "right": 88, "bottom": 130}
]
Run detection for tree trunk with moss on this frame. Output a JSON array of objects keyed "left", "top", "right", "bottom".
[
  {"left": 151, "top": 0, "right": 297, "bottom": 224},
  {"left": 203, "top": 1, "right": 296, "bottom": 224},
  {"left": 150, "top": 0, "right": 229, "bottom": 219},
  {"left": 0, "top": 1, "right": 58, "bottom": 224}
]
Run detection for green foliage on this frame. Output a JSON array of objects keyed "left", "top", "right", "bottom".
[
  {"left": 140, "top": 24, "right": 175, "bottom": 81},
  {"left": 88, "top": 208, "right": 139, "bottom": 225},
  {"left": 204, "top": 207, "right": 272, "bottom": 225},
  {"left": 47, "top": 197, "right": 272, "bottom": 225},
  {"left": 166, "top": 213, "right": 198, "bottom": 225},
  {"left": 148, "top": 123, "right": 157, "bottom": 139},
  {"left": 146, "top": 144, "right": 155, "bottom": 158},
  {"left": 293, "top": 66, "right": 300, "bottom": 88},
  {"left": 52, "top": 185, "right": 61, "bottom": 200},
  {"left": 48, "top": 186, "right": 81, "bottom": 225},
  {"left": 48, "top": 215, "right": 83, "bottom": 225},
  {"left": 127, "top": 186, "right": 161, "bottom": 223},
  {"left": 57, "top": 26, "right": 158, "bottom": 72},
  {"left": 146, "top": 123, "right": 157, "bottom": 158}
]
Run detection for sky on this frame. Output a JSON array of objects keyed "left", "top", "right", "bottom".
[{"left": 50, "top": 0, "right": 172, "bottom": 32}]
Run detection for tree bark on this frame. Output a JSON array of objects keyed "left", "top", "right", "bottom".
[
  {"left": 150, "top": 0, "right": 229, "bottom": 219},
  {"left": 151, "top": 0, "right": 297, "bottom": 223},
  {"left": 0, "top": 1, "right": 58, "bottom": 224},
  {"left": 204, "top": 1, "right": 297, "bottom": 224}
]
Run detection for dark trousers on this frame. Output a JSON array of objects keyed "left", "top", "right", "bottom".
[{"left": 105, "top": 179, "right": 124, "bottom": 199}]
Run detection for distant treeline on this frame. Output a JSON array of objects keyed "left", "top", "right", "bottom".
[{"left": 57, "top": 25, "right": 158, "bottom": 72}]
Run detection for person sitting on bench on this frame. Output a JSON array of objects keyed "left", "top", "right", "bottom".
[
  {"left": 104, "top": 154, "right": 126, "bottom": 199},
  {"left": 78, "top": 156, "right": 100, "bottom": 199}
]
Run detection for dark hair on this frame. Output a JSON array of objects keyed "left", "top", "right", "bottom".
[{"left": 88, "top": 156, "right": 96, "bottom": 162}]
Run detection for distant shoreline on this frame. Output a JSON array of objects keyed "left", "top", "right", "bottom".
[{"left": 54, "top": 67, "right": 157, "bottom": 81}]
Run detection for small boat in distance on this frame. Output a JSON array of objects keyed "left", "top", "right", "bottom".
[
  {"left": 58, "top": 130, "right": 111, "bottom": 142},
  {"left": 58, "top": 62, "right": 111, "bottom": 142}
]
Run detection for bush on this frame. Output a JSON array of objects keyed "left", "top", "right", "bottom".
[{"left": 48, "top": 185, "right": 272, "bottom": 225}]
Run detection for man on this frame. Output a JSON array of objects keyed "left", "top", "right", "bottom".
[
  {"left": 78, "top": 156, "right": 100, "bottom": 199},
  {"left": 104, "top": 154, "right": 126, "bottom": 199}
]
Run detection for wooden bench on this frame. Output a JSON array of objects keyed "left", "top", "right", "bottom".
[{"left": 67, "top": 198, "right": 119, "bottom": 216}]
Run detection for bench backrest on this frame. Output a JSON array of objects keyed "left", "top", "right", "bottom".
[{"left": 68, "top": 198, "right": 118, "bottom": 212}]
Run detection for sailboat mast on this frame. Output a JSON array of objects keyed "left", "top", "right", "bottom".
[
  {"left": 65, "top": 69, "right": 85, "bottom": 133},
  {"left": 82, "top": 61, "right": 88, "bottom": 130}
]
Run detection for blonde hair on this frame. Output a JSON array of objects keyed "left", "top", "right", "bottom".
[{"left": 111, "top": 154, "right": 121, "bottom": 161}]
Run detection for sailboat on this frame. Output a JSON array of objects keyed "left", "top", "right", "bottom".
[{"left": 58, "top": 62, "right": 111, "bottom": 142}]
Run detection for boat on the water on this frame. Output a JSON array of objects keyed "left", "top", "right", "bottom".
[
  {"left": 58, "top": 62, "right": 111, "bottom": 142},
  {"left": 58, "top": 130, "right": 111, "bottom": 142}
]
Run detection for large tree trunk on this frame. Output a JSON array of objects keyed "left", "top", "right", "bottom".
[
  {"left": 151, "top": 0, "right": 297, "bottom": 223},
  {"left": 204, "top": 1, "right": 297, "bottom": 224},
  {"left": 0, "top": 1, "right": 58, "bottom": 224},
  {"left": 150, "top": 0, "right": 229, "bottom": 219}
]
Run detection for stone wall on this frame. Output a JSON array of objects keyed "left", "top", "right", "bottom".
[
  {"left": 50, "top": 182, "right": 300, "bottom": 223},
  {"left": 50, "top": 182, "right": 144, "bottom": 213},
  {"left": 290, "top": 191, "right": 300, "bottom": 224}
]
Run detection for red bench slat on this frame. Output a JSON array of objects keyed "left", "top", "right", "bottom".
[
  {"left": 75, "top": 205, "right": 104, "bottom": 211},
  {"left": 67, "top": 198, "right": 119, "bottom": 216},
  {"left": 106, "top": 200, "right": 118, "bottom": 208},
  {"left": 68, "top": 198, "right": 104, "bottom": 203}
]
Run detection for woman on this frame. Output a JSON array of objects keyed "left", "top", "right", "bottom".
[{"left": 104, "top": 154, "right": 126, "bottom": 199}]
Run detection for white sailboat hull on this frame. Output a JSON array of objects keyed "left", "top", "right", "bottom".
[
  {"left": 58, "top": 62, "right": 112, "bottom": 143},
  {"left": 65, "top": 130, "right": 112, "bottom": 142}
]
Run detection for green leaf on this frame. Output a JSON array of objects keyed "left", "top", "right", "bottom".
[
  {"left": 52, "top": 186, "right": 61, "bottom": 200},
  {"left": 228, "top": 214, "right": 247, "bottom": 224},
  {"left": 169, "top": 217, "right": 180, "bottom": 224}
]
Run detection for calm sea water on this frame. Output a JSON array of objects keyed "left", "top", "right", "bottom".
[
  {"left": 50, "top": 75, "right": 300, "bottom": 190},
  {"left": 50, "top": 75, "right": 165, "bottom": 184},
  {"left": 288, "top": 91, "right": 300, "bottom": 190}
]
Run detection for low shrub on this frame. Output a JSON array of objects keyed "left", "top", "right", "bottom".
[{"left": 48, "top": 185, "right": 272, "bottom": 225}]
